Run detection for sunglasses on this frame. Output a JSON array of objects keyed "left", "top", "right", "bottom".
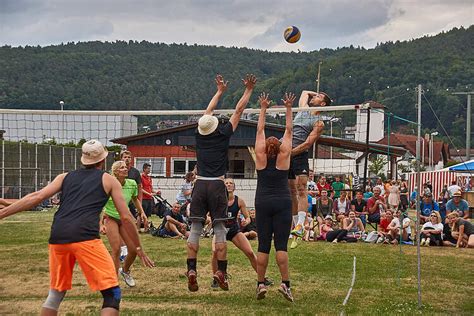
[{"left": 430, "top": 215, "right": 437, "bottom": 217}]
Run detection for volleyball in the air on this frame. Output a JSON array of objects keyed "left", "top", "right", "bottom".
[{"left": 284, "top": 26, "right": 301, "bottom": 43}]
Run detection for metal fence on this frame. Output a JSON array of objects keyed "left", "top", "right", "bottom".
[{"left": 0, "top": 141, "right": 115, "bottom": 199}]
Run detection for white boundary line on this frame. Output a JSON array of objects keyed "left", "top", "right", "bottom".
[{"left": 340, "top": 256, "right": 357, "bottom": 316}]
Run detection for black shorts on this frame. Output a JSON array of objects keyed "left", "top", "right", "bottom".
[
  {"left": 142, "top": 199, "right": 154, "bottom": 217},
  {"left": 189, "top": 179, "right": 228, "bottom": 223},
  {"left": 288, "top": 152, "right": 309, "bottom": 179},
  {"left": 226, "top": 223, "right": 240, "bottom": 241}
]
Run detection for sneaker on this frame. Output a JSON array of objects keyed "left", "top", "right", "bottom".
[
  {"left": 119, "top": 268, "right": 136, "bottom": 287},
  {"left": 263, "top": 277, "right": 274, "bottom": 286},
  {"left": 211, "top": 278, "right": 219, "bottom": 290},
  {"left": 278, "top": 283, "right": 294, "bottom": 302},
  {"left": 376, "top": 236, "right": 384, "bottom": 244},
  {"left": 426, "top": 238, "right": 430, "bottom": 247},
  {"left": 420, "top": 238, "right": 426, "bottom": 246},
  {"left": 332, "top": 239, "right": 338, "bottom": 243},
  {"left": 256, "top": 284, "right": 268, "bottom": 300},
  {"left": 290, "top": 238, "right": 299, "bottom": 249},
  {"left": 213, "top": 270, "right": 229, "bottom": 291},
  {"left": 186, "top": 270, "right": 199, "bottom": 292},
  {"left": 291, "top": 225, "right": 304, "bottom": 238}
]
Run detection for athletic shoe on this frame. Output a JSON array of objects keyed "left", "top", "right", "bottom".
[
  {"left": 119, "top": 268, "right": 136, "bottom": 287},
  {"left": 376, "top": 236, "right": 385, "bottom": 244},
  {"left": 256, "top": 284, "right": 268, "bottom": 300},
  {"left": 211, "top": 278, "right": 219, "bottom": 290},
  {"left": 420, "top": 238, "right": 426, "bottom": 246},
  {"left": 290, "top": 238, "right": 299, "bottom": 249},
  {"left": 213, "top": 270, "right": 229, "bottom": 291},
  {"left": 263, "top": 277, "right": 274, "bottom": 286},
  {"left": 290, "top": 225, "right": 304, "bottom": 238},
  {"left": 278, "top": 283, "right": 294, "bottom": 302},
  {"left": 186, "top": 270, "right": 199, "bottom": 292},
  {"left": 426, "top": 238, "right": 430, "bottom": 247},
  {"left": 332, "top": 239, "right": 338, "bottom": 243}
]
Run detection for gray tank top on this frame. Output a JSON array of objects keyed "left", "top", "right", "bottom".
[{"left": 292, "top": 110, "right": 322, "bottom": 148}]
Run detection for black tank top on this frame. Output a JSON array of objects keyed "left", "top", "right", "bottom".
[
  {"left": 49, "top": 168, "right": 109, "bottom": 244},
  {"left": 256, "top": 158, "right": 290, "bottom": 200},
  {"left": 225, "top": 195, "right": 240, "bottom": 227}
]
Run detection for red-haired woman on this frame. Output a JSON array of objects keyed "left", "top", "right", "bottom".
[{"left": 254, "top": 92, "right": 295, "bottom": 302}]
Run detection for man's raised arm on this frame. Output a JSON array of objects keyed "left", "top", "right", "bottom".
[
  {"left": 204, "top": 74, "right": 228, "bottom": 115},
  {"left": 229, "top": 74, "right": 257, "bottom": 131}
]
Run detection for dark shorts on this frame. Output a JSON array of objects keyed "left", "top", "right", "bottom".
[
  {"left": 189, "top": 179, "right": 228, "bottom": 223},
  {"left": 142, "top": 199, "right": 154, "bottom": 217},
  {"left": 288, "top": 152, "right": 309, "bottom": 179},
  {"left": 226, "top": 223, "right": 240, "bottom": 241},
  {"left": 368, "top": 213, "right": 381, "bottom": 224},
  {"left": 159, "top": 227, "right": 177, "bottom": 238}
]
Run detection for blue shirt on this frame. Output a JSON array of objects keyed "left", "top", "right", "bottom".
[
  {"left": 446, "top": 199, "right": 469, "bottom": 217},
  {"left": 419, "top": 201, "right": 440, "bottom": 216}
]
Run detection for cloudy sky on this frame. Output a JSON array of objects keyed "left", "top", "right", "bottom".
[{"left": 0, "top": 0, "right": 472, "bottom": 51}]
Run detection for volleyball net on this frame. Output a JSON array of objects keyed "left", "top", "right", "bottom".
[{"left": 0, "top": 104, "right": 399, "bottom": 204}]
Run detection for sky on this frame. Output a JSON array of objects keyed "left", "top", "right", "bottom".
[{"left": 0, "top": 0, "right": 472, "bottom": 52}]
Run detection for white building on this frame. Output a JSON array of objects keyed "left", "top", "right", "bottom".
[{"left": 0, "top": 113, "right": 137, "bottom": 146}]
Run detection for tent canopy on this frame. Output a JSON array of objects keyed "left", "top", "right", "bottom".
[{"left": 448, "top": 159, "right": 474, "bottom": 172}]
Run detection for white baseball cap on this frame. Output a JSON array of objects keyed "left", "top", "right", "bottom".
[
  {"left": 198, "top": 115, "right": 219, "bottom": 135},
  {"left": 81, "top": 140, "right": 108, "bottom": 165}
]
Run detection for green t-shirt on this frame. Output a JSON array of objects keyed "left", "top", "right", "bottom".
[
  {"left": 104, "top": 179, "right": 138, "bottom": 220},
  {"left": 332, "top": 181, "right": 344, "bottom": 198}
]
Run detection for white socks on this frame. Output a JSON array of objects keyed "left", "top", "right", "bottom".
[
  {"left": 120, "top": 245, "right": 128, "bottom": 257},
  {"left": 296, "top": 211, "right": 306, "bottom": 226}
]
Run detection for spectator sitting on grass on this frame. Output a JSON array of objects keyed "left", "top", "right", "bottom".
[
  {"left": 333, "top": 190, "right": 350, "bottom": 225},
  {"left": 351, "top": 190, "right": 368, "bottom": 226},
  {"left": 314, "top": 189, "right": 333, "bottom": 222},
  {"left": 376, "top": 209, "right": 394, "bottom": 243},
  {"left": 342, "top": 210, "right": 365, "bottom": 240},
  {"left": 241, "top": 208, "right": 257, "bottom": 240},
  {"left": 448, "top": 212, "right": 474, "bottom": 248},
  {"left": 387, "top": 209, "right": 412, "bottom": 245},
  {"left": 158, "top": 202, "right": 189, "bottom": 239},
  {"left": 446, "top": 191, "right": 469, "bottom": 219},
  {"left": 420, "top": 211, "right": 443, "bottom": 246},
  {"left": 316, "top": 215, "right": 334, "bottom": 241},
  {"left": 419, "top": 192, "right": 439, "bottom": 224},
  {"left": 442, "top": 213, "right": 458, "bottom": 247},
  {"left": 367, "top": 186, "right": 387, "bottom": 224}
]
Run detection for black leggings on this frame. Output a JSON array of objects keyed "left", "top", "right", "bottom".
[
  {"left": 326, "top": 229, "right": 352, "bottom": 242},
  {"left": 255, "top": 198, "right": 292, "bottom": 254}
]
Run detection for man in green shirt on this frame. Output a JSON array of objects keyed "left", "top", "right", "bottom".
[{"left": 331, "top": 176, "right": 344, "bottom": 199}]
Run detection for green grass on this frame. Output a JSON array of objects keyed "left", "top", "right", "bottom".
[{"left": 0, "top": 210, "right": 473, "bottom": 315}]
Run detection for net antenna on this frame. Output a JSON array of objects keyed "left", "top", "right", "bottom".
[{"left": 312, "top": 61, "right": 323, "bottom": 174}]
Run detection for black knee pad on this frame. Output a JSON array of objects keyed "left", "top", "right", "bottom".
[{"left": 101, "top": 286, "right": 121, "bottom": 311}]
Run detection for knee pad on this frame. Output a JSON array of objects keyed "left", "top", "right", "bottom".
[
  {"left": 213, "top": 221, "right": 227, "bottom": 243},
  {"left": 101, "top": 286, "right": 121, "bottom": 311},
  {"left": 187, "top": 221, "right": 203, "bottom": 245},
  {"left": 42, "top": 289, "right": 66, "bottom": 311}
]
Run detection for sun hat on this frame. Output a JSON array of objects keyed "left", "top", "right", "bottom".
[
  {"left": 198, "top": 115, "right": 218, "bottom": 135},
  {"left": 81, "top": 139, "right": 108, "bottom": 165}
]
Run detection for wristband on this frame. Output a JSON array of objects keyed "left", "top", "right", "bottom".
[{"left": 136, "top": 247, "right": 142, "bottom": 252}]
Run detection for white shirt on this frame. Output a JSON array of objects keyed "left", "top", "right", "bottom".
[
  {"left": 421, "top": 221, "right": 443, "bottom": 233},
  {"left": 390, "top": 217, "right": 412, "bottom": 235}
]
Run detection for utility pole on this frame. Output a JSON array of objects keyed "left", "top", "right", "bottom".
[
  {"left": 452, "top": 92, "right": 473, "bottom": 160},
  {"left": 415, "top": 84, "right": 422, "bottom": 309}
]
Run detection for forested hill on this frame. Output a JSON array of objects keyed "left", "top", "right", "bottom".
[{"left": 0, "top": 26, "right": 472, "bottom": 144}]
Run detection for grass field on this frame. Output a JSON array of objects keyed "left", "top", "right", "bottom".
[{"left": 0, "top": 210, "right": 473, "bottom": 315}]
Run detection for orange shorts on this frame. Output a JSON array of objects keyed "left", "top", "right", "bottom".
[{"left": 49, "top": 239, "right": 118, "bottom": 292}]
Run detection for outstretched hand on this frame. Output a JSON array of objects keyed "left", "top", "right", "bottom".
[
  {"left": 242, "top": 74, "right": 257, "bottom": 90},
  {"left": 258, "top": 92, "right": 272, "bottom": 109},
  {"left": 137, "top": 248, "right": 155, "bottom": 268},
  {"left": 215, "top": 74, "right": 228, "bottom": 93},
  {"left": 282, "top": 92, "right": 296, "bottom": 108}
]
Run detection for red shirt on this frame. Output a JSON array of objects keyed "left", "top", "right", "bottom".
[
  {"left": 379, "top": 218, "right": 391, "bottom": 233},
  {"left": 367, "top": 195, "right": 385, "bottom": 214},
  {"left": 317, "top": 183, "right": 332, "bottom": 194},
  {"left": 141, "top": 173, "right": 153, "bottom": 200}
]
